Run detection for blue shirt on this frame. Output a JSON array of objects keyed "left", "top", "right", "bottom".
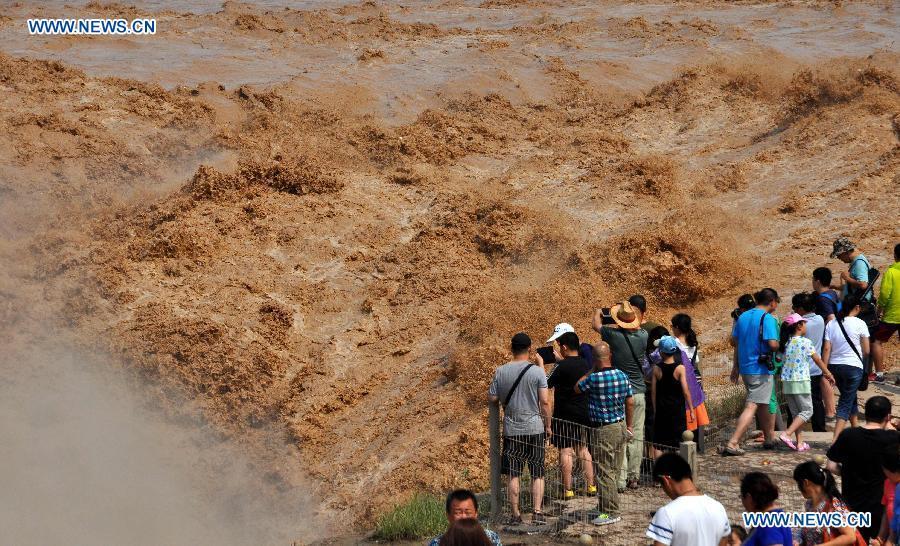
[
  {"left": 576, "top": 368, "right": 633, "bottom": 425},
  {"left": 744, "top": 509, "right": 792, "bottom": 545},
  {"left": 732, "top": 309, "right": 779, "bottom": 376},
  {"left": 429, "top": 528, "right": 501, "bottom": 546},
  {"left": 816, "top": 290, "right": 840, "bottom": 320}
]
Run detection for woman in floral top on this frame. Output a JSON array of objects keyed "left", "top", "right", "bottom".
[
  {"left": 793, "top": 461, "right": 860, "bottom": 545},
  {"left": 778, "top": 314, "right": 832, "bottom": 452}
]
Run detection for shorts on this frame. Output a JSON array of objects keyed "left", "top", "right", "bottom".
[
  {"left": 873, "top": 321, "right": 900, "bottom": 343},
  {"left": 686, "top": 402, "right": 709, "bottom": 431},
  {"left": 785, "top": 393, "right": 813, "bottom": 422},
  {"left": 550, "top": 419, "right": 592, "bottom": 449},
  {"left": 742, "top": 374, "right": 774, "bottom": 405},
  {"left": 502, "top": 434, "right": 546, "bottom": 478},
  {"left": 831, "top": 364, "right": 863, "bottom": 420}
]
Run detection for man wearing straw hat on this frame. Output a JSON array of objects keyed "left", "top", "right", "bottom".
[{"left": 593, "top": 300, "right": 649, "bottom": 492}]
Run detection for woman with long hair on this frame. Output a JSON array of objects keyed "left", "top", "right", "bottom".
[
  {"left": 793, "top": 461, "right": 863, "bottom": 545},
  {"left": 670, "top": 313, "right": 709, "bottom": 450},
  {"left": 822, "top": 297, "right": 871, "bottom": 441}
]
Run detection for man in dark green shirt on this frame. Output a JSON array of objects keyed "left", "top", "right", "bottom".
[{"left": 593, "top": 301, "right": 648, "bottom": 491}]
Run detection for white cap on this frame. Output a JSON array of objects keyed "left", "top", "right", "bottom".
[{"left": 546, "top": 322, "right": 575, "bottom": 344}]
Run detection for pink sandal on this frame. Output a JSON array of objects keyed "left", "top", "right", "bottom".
[
  {"left": 797, "top": 442, "right": 811, "bottom": 452},
  {"left": 779, "top": 434, "right": 797, "bottom": 451}
]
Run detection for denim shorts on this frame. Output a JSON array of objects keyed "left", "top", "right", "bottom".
[{"left": 830, "top": 364, "right": 863, "bottom": 420}]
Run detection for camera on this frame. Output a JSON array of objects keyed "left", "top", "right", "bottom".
[
  {"left": 600, "top": 307, "right": 616, "bottom": 325},
  {"left": 758, "top": 352, "right": 776, "bottom": 372}
]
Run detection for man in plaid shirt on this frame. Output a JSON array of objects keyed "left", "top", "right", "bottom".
[{"left": 575, "top": 342, "right": 634, "bottom": 526}]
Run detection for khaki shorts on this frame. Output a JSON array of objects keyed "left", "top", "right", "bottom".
[{"left": 742, "top": 374, "right": 773, "bottom": 405}]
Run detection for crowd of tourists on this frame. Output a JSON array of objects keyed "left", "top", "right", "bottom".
[{"left": 429, "top": 239, "right": 900, "bottom": 545}]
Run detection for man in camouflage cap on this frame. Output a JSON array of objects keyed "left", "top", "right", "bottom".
[
  {"left": 830, "top": 237, "right": 871, "bottom": 301},
  {"left": 830, "top": 236, "right": 881, "bottom": 383}
]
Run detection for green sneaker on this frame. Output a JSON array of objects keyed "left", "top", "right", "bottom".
[{"left": 592, "top": 513, "right": 621, "bottom": 526}]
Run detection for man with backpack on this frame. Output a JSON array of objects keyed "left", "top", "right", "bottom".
[
  {"left": 813, "top": 267, "right": 841, "bottom": 323},
  {"left": 488, "top": 333, "right": 551, "bottom": 524},
  {"left": 830, "top": 237, "right": 881, "bottom": 382},
  {"left": 831, "top": 237, "right": 872, "bottom": 301}
]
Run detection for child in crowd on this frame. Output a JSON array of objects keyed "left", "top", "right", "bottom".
[
  {"left": 778, "top": 314, "right": 829, "bottom": 451},
  {"left": 643, "top": 325, "right": 670, "bottom": 447},
  {"left": 732, "top": 294, "right": 756, "bottom": 322},
  {"left": 727, "top": 526, "right": 747, "bottom": 546},
  {"left": 651, "top": 336, "right": 694, "bottom": 456}
]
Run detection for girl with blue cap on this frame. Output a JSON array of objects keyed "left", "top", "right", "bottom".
[{"left": 651, "top": 336, "right": 695, "bottom": 456}]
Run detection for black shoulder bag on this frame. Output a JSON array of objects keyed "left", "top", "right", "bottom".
[
  {"left": 849, "top": 257, "right": 880, "bottom": 328},
  {"left": 503, "top": 363, "right": 534, "bottom": 407},
  {"left": 690, "top": 343, "right": 702, "bottom": 386},
  {"left": 757, "top": 313, "right": 776, "bottom": 371},
  {"left": 835, "top": 318, "right": 871, "bottom": 391}
]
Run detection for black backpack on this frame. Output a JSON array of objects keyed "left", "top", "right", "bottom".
[{"left": 850, "top": 259, "right": 880, "bottom": 328}]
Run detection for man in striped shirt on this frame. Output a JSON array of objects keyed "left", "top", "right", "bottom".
[{"left": 646, "top": 453, "right": 730, "bottom": 546}]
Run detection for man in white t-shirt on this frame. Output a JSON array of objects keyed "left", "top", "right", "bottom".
[
  {"left": 646, "top": 453, "right": 730, "bottom": 546},
  {"left": 822, "top": 297, "right": 870, "bottom": 441}
]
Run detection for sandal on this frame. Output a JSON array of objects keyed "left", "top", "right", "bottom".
[
  {"left": 718, "top": 444, "right": 746, "bottom": 456},
  {"left": 779, "top": 434, "right": 797, "bottom": 451},
  {"left": 505, "top": 514, "right": 523, "bottom": 525},
  {"left": 532, "top": 511, "right": 548, "bottom": 525},
  {"left": 797, "top": 442, "right": 811, "bottom": 452},
  {"left": 762, "top": 441, "right": 777, "bottom": 450}
]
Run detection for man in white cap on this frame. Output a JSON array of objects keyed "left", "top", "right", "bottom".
[
  {"left": 546, "top": 331, "right": 596, "bottom": 499},
  {"left": 545, "top": 322, "right": 595, "bottom": 368},
  {"left": 592, "top": 301, "right": 649, "bottom": 492}
]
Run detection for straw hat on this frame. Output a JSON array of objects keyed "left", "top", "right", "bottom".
[{"left": 610, "top": 301, "right": 641, "bottom": 329}]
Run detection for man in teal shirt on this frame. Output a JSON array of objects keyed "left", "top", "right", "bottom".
[
  {"left": 831, "top": 236, "right": 878, "bottom": 381},
  {"left": 830, "top": 237, "right": 871, "bottom": 301}
]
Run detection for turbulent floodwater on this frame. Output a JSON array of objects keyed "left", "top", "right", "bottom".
[{"left": 0, "top": 0, "right": 898, "bottom": 542}]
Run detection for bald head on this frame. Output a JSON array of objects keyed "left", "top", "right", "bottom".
[{"left": 592, "top": 342, "right": 611, "bottom": 370}]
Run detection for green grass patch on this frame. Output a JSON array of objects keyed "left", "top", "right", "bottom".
[{"left": 374, "top": 493, "right": 447, "bottom": 541}]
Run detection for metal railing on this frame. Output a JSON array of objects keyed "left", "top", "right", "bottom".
[{"left": 487, "top": 385, "right": 812, "bottom": 544}]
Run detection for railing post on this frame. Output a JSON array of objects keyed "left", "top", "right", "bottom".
[
  {"left": 679, "top": 430, "right": 697, "bottom": 479},
  {"left": 489, "top": 400, "right": 501, "bottom": 524}
]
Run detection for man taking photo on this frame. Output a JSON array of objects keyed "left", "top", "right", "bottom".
[{"left": 592, "top": 300, "right": 648, "bottom": 491}]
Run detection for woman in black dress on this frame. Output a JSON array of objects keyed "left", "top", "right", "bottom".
[{"left": 651, "top": 336, "right": 695, "bottom": 457}]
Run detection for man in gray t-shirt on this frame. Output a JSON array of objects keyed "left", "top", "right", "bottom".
[{"left": 488, "top": 332, "right": 550, "bottom": 524}]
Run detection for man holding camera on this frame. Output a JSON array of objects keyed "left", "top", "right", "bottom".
[
  {"left": 592, "top": 300, "right": 648, "bottom": 491},
  {"left": 721, "top": 288, "right": 780, "bottom": 456}
]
